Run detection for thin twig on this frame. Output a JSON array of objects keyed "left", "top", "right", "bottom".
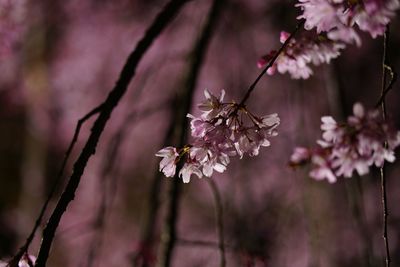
[
  {"left": 380, "top": 26, "right": 391, "bottom": 267},
  {"left": 238, "top": 20, "right": 305, "bottom": 106},
  {"left": 177, "top": 238, "right": 233, "bottom": 250},
  {"left": 207, "top": 179, "right": 226, "bottom": 267},
  {"left": 85, "top": 101, "right": 171, "bottom": 267},
  {"left": 6, "top": 104, "right": 103, "bottom": 267},
  {"left": 33, "top": 1, "right": 188, "bottom": 266},
  {"left": 375, "top": 64, "right": 397, "bottom": 108},
  {"left": 324, "top": 65, "right": 375, "bottom": 266},
  {"left": 156, "top": 1, "right": 224, "bottom": 267},
  {"left": 84, "top": 54, "right": 172, "bottom": 267}
]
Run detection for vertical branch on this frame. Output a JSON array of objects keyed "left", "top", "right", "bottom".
[
  {"left": 86, "top": 103, "right": 170, "bottom": 267},
  {"left": 324, "top": 65, "right": 375, "bottom": 266},
  {"left": 238, "top": 20, "right": 304, "bottom": 106},
  {"left": 156, "top": 0, "right": 224, "bottom": 266},
  {"left": 7, "top": 105, "right": 103, "bottom": 267},
  {"left": 34, "top": 1, "right": 188, "bottom": 266},
  {"left": 380, "top": 26, "right": 390, "bottom": 267},
  {"left": 85, "top": 59, "right": 171, "bottom": 267},
  {"left": 207, "top": 179, "right": 226, "bottom": 267}
]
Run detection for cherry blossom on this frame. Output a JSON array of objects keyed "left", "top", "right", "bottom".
[
  {"left": 297, "top": 0, "right": 400, "bottom": 39},
  {"left": 258, "top": 31, "right": 345, "bottom": 79},
  {"left": 290, "top": 103, "right": 400, "bottom": 182},
  {"left": 258, "top": 0, "right": 399, "bottom": 80},
  {"left": 155, "top": 146, "right": 179, "bottom": 177},
  {"left": 156, "top": 89, "right": 280, "bottom": 183}
]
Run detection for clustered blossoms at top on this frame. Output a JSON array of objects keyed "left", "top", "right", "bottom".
[
  {"left": 298, "top": 0, "right": 399, "bottom": 38},
  {"left": 290, "top": 103, "right": 400, "bottom": 183},
  {"left": 258, "top": 0, "right": 399, "bottom": 79},
  {"left": 257, "top": 31, "right": 345, "bottom": 79},
  {"left": 156, "top": 89, "right": 280, "bottom": 183}
]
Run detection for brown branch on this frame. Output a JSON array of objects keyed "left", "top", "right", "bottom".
[
  {"left": 177, "top": 238, "right": 233, "bottom": 250},
  {"left": 156, "top": 0, "right": 224, "bottom": 266},
  {"left": 238, "top": 20, "right": 305, "bottom": 106},
  {"left": 379, "top": 26, "right": 391, "bottom": 267},
  {"left": 207, "top": 179, "right": 226, "bottom": 267},
  {"left": 375, "top": 64, "right": 397, "bottom": 108},
  {"left": 324, "top": 65, "right": 375, "bottom": 266},
  {"left": 85, "top": 101, "right": 171, "bottom": 267},
  {"left": 6, "top": 104, "right": 103, "bottom": 267},
  {"left": 33, "top": 1, "right": 189, "bottom": 266}
]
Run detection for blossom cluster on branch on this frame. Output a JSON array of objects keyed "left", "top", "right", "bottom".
[
  {"left": 258, "top": 0, "right": 399, "bottom": 79},
  {"left": 156, "top": 89, "right": 280, "bottom": 183},
  {"left": 257, "top": 31, "right": 345, "bottom": 79},
  {"left": 290, "top": 103, "right": 400, "bottom": 183}
]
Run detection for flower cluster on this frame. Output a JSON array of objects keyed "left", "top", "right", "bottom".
[
  {"left": 258, "top": 0, "right": 399, "bottom": 79},
  {"left": 257, "top": 31, "right": 345, "bottom": 79},
  {"left": 290, "top": 103, "right": 400, "bottom": 183},
  {"left": 156, "top": 89, "right": 280, "bottom": 183},
  {"left": 297, "top": 0, "right": 400, "bottom": 39}
]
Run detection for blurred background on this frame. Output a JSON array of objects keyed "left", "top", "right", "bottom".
[{"left": 1, "top": 0, "right": 400, "bottom": 266}]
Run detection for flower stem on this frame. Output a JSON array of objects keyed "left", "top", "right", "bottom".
[
  {"left": 208, "top": 179, "right": 226, "bottom": 267},
  {"left": 33, "top": 0, "right": 188, "bottom": 265},
  {"left": 238, "top": 20, "right": 305, "bottom": 106},
  {"left": 380, "top": 26, "right": 391, "bottom": 267},
  {"left": 156, "top": 0, "right": 224, "bottom": 266}
]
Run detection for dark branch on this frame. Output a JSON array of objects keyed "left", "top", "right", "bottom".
[
  {"left": 379, "top": 26, "right": 392, "bottom": 267},
  {"left": 207, "top": 179, "right": 226, "bottom": 267},
  {"left": 239, "top": 20, "right": 305, "bottom": 106},
  {"left": 7, "top": 104, "right": 103, "bottom": 267},
  {"left": 34, "top": 1, "right": 188, "bottom": 266},
  {"left": 375, "top": 64, "right": 397, "bottom": 108},
  {"left": 85, "top": 100, "right": 171, "bottom": 267},
  {"left": 156, "top": 0, "right": 224, "bottom": 266}
]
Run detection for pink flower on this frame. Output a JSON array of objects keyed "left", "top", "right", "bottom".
[
  {"left": 291, "top": 102, "right": 400, "bottom": 182},
  {"left": 353, "top": 0, "right": 400, "bottom": 38},
  {"left": 290, "top": 147, "right": 311, "bottom": 165},
  {"left": 297, "top": 0, "right": 400, "bottom": 40},
  {"left": 310, "top": 154, "right": 337, "bottom": 183},
  {"left": 155, "top": 147, "right": 179, "bottom": 177},
  {"left": 188, "top": 114, "right": 213, "bottom": 138},
  {"left": 157, "top": 89, "right": 280, "bottom": 182},
  {"left": 320, "top": 116, "right": 343, "bottom": 142},
  {"left": 258, "top": 31, "right": 345, "bottom": 79},
  {"left": 179, "top": 162, "right": 202, "bottom": 183},
  {"left": 197, "top": 89, "right": 226, "bottom": 119},
  {"left": 327, "top": 26, "right": 361, "bottom": 46},
  {"left": 296, "top": 0, "right": 344, "bottom": 33}
]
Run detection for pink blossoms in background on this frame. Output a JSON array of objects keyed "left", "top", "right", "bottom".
[
  {"left": 0, "top": 0, "right": 27, "bottom": 56},
  {"left": 258, "top": 0, "right": 400, "bottom": 79},
  {"left": 297, "top": 0, "right": 400, "bottom": 39},
  {"left": 290, "top": 103, "right": 400, "bottom": 183},
  {"left": 156, "top": 89, "right": 280, "bottom": 183}
]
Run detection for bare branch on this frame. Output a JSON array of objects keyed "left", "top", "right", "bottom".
[
  {"left": 238, "top": 20, "right": 305, "bottom": 106},
  {"left": 379, "top": 26, "right": 392, "bottom": 267},
  {"left": 33, "top": 1, "right": 189, "bottom": 266},
  {"left": 207, "top": 179, "right": 226, "bottom": 267},
  {"left": 156, "top": 0, "right": 224, "bottom": 266},
  {"left": 6, "top": 104, "right": 103, "bottom": 267}
]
